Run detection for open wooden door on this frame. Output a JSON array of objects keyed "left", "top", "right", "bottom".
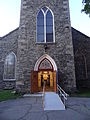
[
  {"left": 53, "top": 71, "right": 57, "bottom": 93},
  {"left": 31, "top": 71, "right": 38, "bottom": 93}
]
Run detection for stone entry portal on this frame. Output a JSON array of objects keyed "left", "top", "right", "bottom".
[{"left": 31, "top": 54, "right": 57, "bottom": 93}]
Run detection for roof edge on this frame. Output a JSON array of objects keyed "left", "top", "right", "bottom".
[
  {"left": 0, "top": 27, "right": 19, "bottom": 40},
  {"left": 71, "top": 27, "right": 90, "bottom": 38}
]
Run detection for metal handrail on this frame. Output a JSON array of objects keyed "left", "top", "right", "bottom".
[
  {"left": 43, "top": 83, "right": 45, "bottom": 109},
  {"left": 57, "top": 84, "right": 69, "bottom": 106}
]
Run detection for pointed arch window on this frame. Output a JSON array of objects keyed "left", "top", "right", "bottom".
[
  {"left": 75, "top": 54, "right": 87, "bottom": 80},
  {"left": 4, "top": 52, "right": 16, "bottom": 80},
  {"left": 39, "top": 58, "right": 53, "bottom": 70},
  {"left": 37, "top": 7, "right": 55, "bottom": 43}
]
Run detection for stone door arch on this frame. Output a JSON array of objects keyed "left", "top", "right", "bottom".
[{"left": 31, "top": 54, "right": 57, "bottom": 93}]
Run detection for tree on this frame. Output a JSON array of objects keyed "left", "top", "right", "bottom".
[{"left": 82, "top": 0, "right": 90, "bottom": 16}]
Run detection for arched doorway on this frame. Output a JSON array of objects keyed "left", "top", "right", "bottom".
[
  {"left": 38, "top": 58, "right": 54, "bottom": 92},
  {"left": 31, "top": 54, "right": 57, "bottom": 93}
]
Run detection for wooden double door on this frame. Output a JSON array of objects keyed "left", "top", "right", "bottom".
[{"left": 31, "top": 70, "right": 57, "bottom": 93}]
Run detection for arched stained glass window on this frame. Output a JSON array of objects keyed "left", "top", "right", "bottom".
[
  {"left": 75, "top": 54, "right": 87, "bottom": 80},
  {"left": 37, "top": 7, "right": 54, "bottom": 43},
  {"left": 46, "top": 10, "right": 53, "bottom": 42},
  {"left": 37, "top": 10, "right": 44, "bottom": 42},
  {"left": 39, "top": 59, "right": 53, "bottom": 70},
  {"left": 4, "top": 52, "right": 16, "bottom": 80}
]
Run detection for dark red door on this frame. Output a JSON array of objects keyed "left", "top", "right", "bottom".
[{"left": 31, "top": 71, "right": 38, "bottom": 93}]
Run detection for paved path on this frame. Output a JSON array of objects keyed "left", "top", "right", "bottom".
[
  {"left": 44, "top": 92, "right": 65, "bottom": 110},
  {"left": 0, "top": 97, "right": 90, "bottom": 120}
]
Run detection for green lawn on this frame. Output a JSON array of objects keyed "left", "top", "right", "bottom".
[
  {"left": 0, "top": 90, "right": 90, "bottom": 102},
  {"left": 71, "top": 90, "right": 90, "bottom": 97},
  {"left": 0, "top": 90, "right": 22, "bottom": 102}
]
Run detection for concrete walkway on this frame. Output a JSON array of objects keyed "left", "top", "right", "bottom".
[
  {"left": 44, "top": 92, "right": 65, "bottom": 110},
  {"left": 0, "top": 97, "right": 90, "bottom": 120}
]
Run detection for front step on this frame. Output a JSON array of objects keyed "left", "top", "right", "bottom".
[
  {"left": 23, "top": 93, "right": 43, "bottom": 97},
  {"left": 44, "top": 92, "right": 65, "bottom": 110}
]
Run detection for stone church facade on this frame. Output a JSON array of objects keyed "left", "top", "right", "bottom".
[{"left": 0, "top": 0, "right": 90, "bottom": 93}]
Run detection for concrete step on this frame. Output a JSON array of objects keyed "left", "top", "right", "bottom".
[{"left": 23, "top": 93, "right": 43, "bottom": 97}]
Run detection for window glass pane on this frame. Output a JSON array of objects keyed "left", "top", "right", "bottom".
[
  {"left": 5, "top": 54, "right": 15, "bottom": 65},
  {"left": 37, "top": 34, "right": 44, "bottom": 42},
  {"left": 46, "top": 18, "right": 53, "bottom": 26},
  {"left": 46, "top": 33, "right": 53, "bottom": 42},
  {"left": 37, "top": 26, "right": 44, "bottom": 34},
  {"left": 37, "top": 10, "right": 44, "bottom": 18},
  {"left": 46, "top": 10, "right": 53, "bottom": 18},
  {"left": 37, "top": 18, "right": 44, "bottom": 26},
  {"left": 46, "top": 26, "right": 53, "bottom": 42},
  {"left": 46, "top": 10, "right": 53, "bottom": 42},
  {"left": 46, "top": 26, "right": 53, "bottom": 33},
  {"left": 46, "top": 10, "right": 53, "bottom": 26},
  {"left": 4, "top": 53, "right": 16, "bottom": 79},
  {"left": 37, "top": 10, "right": 44, "bottom": 42}
]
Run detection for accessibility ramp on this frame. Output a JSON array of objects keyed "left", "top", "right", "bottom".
[{"left": 44, "top": 92, "right": 65, "bottom": 110}]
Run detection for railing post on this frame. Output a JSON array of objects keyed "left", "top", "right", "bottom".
[
  {"left": 63, "top": 97, "right": 65, "bottom": 106},
  {"left": 57, "top": 84, "right": 69, "bottom": 107}
]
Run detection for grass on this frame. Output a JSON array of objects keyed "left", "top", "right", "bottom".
[
  {"left": 0, "top": 90, "right": 22, "bottom": 102},
  {"left": 0, "top": 90, "right": 90, "bottom": 102},
  {"left": 71, "top": 90, "right": 90, "bottom": 97}
]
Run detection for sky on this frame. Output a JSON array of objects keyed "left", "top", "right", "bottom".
[{"left": 0, "top": 0, "right": 90, "bottom": 37}]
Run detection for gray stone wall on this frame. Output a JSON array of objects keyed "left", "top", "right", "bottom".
[
  {"left": 17, "top": 0, "right": 76, "bottom": 93},
  {"left": 0, "top": 28, "right": 19, "bottom": 89},
  {"left": 72, "top": 28, "right": 90, "bottom": 90}
]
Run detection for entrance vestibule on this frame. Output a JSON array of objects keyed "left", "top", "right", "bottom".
[{"left": 38, "top": 71, "right": 54, "bottom": 92}]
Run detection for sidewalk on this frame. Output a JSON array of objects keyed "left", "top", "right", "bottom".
[{"left": 0, "top": 97, "right": 90, "bottom": 120}]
